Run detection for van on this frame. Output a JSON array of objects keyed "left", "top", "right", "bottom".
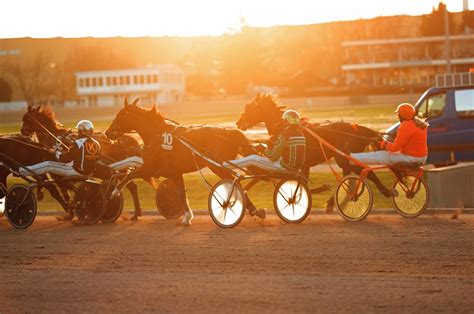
[{"left": 386, "top": 72, "right": 474, "bottom": 166}]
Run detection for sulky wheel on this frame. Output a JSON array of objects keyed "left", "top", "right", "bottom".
[
  {"left": 273, "top": 179, "right": 312, "bottom": 223},
  {"left": 335, "top": 175, "right": 374, "bottom": 221},
  {"left": 5, "top": 184, "right": 37, "bottom": 229},
  {"left": 208, "top": 179, "right": 246, "bottom": 228},
  {"left": 101, "top": 180, "right": 124, "bottom": 223},
  {"left": 155, "top": 178, "right": 185, "bottom": 219},
  {"left": 392, "top": 175, "right": 429, "bottom": 218},
  {"left": 73, "top": 182, "right": 106, "bottom": 225}
]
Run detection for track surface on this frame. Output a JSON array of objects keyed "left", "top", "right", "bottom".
[{"left": 0, "top": 213, "right": 473, "bottom": 313}]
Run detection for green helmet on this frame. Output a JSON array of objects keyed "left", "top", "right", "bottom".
[{"left": 282, "top": 110, "right": 301, "bottom": 125}]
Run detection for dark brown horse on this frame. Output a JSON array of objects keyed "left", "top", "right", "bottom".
[
  {"left": 105, "top": 99, "right": 258, "bottom": 225},
  {"left": 236, "top": 93, "right": 391, "bottom": 212},
  {"left": 0, "top": 135, "right": 70, "bottom": 211},
  {"left": 20, "top": 105, "right": 144, "bottom": 217}
]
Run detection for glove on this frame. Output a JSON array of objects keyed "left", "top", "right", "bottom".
[
  {"left": 54, "top": 150, "right": 62, "bottom": 160},
  {"left": 378, "top": 140, "right": 387, "bottom": 150}
]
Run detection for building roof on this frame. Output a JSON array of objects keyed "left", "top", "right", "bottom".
[
  {"left": 75, "top": 64, "right": 182, "bottom": 77},
  {"left": 342, "top": 34, "right": 474, "bottom": 47},
  {"left": 342, "top": 57, "right": 474, "bottom": 71}
]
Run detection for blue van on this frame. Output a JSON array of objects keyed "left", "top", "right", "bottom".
[{"left": 386, "top": 72, "right": 474, "bottom": 166}]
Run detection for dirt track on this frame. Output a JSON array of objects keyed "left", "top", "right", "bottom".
[{"left": 0, "top": 213, "right": 473, "bottom": 313}]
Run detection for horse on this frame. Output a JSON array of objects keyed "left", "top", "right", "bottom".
[
  {"left": 105, "top": 98, "right": 260, "bottom": 226},
  {"left": 0, "top": 135, "right": 72, "bottom": 211},
  {"left": 20, "top": 105, "right": 144, "bottom": 218},
  {"left": 236, "top": 93, "right": 393, "bottom": 212}
]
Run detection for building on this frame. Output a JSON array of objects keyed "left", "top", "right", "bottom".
[
  {"left": 341, "top": 34, "right": 474, "bottom": 89},
  {"left": 75, "top": 65, "right": 185, "bottom": 107}
]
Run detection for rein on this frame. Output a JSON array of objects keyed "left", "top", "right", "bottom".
[
  {"left": 310, "top": 124, "right": 383, "bottom": 142},
  {"left": 26, "top": 112, "right": 69, "bottom": 149},
  {"left": 1, "top": 137, "right": 51, "bottom": 153}
]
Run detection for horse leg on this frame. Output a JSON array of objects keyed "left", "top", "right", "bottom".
[
  {"left": 113, "top": 168, "right": 145, "bottom": 219},
  {"left": 0, "top": 171, "right": 7, "bottom": 198},
  {"left": 345, "top": 164, "right": 395, "bottom": 198},
  {"left": 209, "top": 166, "right": 265, "bottom": 219},
  {"left": 172, "top": 175, "right": 193, "bottom": 226},
  {"left": 0, "top": 172, "right": 6, "bottom": 217},
  {"left": 43, "top": 182, "right": 74, "bottom": 220},
  {"left": 325, "top": 159, "right": 353, "bottom": 213},
  {"left": 125, "top": 181, "right": 142, "bottom": 220}
]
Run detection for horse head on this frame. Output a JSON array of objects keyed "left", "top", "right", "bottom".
[
  {"left": 21, "top": 105, "right": 65, "bottom": 138},
  {"left": 236, "top": 93, "right": 286, "bottom": 133},
  {"left": 105, "top": 98, "right": 166, "bottom": 143}
]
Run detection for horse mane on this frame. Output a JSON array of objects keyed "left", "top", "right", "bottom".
[
  {"left": 32, "top": 105, "right": 68, "bottom": 132},
  {"left": 253, "top": 93, "right": 286, "bottom": 114},
  {"left": 37, "top": 105, "right": 57, "bottom": 122}
]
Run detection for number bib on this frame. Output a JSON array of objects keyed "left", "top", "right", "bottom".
[{"left": 161, "top": 132, "right": 174, "bottom": 151}]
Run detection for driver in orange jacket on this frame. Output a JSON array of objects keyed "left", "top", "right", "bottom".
[{"left": 351, "top": 103, "right": 428, "bottom": 165}]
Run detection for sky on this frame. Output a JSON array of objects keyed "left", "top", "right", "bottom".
[{"left": 0, "top": 0, "right": 472, "bottom": 38}]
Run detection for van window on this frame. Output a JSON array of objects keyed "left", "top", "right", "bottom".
[
  {"left": 422, "top": 93, "right": 446, "bottom": 119},
  {"left": 455, "top": 89, "right": 474, "bottom": 118}
]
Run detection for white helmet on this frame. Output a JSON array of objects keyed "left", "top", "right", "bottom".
[
  {"left": 282, "top": 110, "right": 301, "bottom": 125},
  {"left": 76, "top": 120, "right": 94, "bottom": 136}
]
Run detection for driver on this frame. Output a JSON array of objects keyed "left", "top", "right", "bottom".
[
  {"left": 20, "top": 120, "right": 101, "bottom": 178},
  {"left": 224, "top": 110, "right": 306, "bottom": 173},
  {"left": 350, "top": 103, "right": 428, "bottom": 165}
]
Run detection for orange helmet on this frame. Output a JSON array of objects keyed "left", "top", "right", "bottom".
[{"left": 395, "top": 103, "right": 416, "bottom": 120}]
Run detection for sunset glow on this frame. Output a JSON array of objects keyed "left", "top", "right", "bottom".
[{"left": 1, "top": 0, "right": 472, "bottom": 38}]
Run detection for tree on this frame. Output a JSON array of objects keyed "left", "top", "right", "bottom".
[
  {"left": 420, "top": 2, "right": 454, "bottom": 36},
  {"left": 0, "top": 78, "right": 12, "bottom": 102},
  {"left": 7, "top": 53, "right": 54, "bottom": 105}
]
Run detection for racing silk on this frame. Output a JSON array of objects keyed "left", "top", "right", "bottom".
[
  {"left": 265, "top": 126, "right": 306, "bottom": 171},
  {"left": 58, "top": 137, "right": 101, "bottom": 175},
  {"left": 385, "top": 119, "right": 428, "bottom": 158}
]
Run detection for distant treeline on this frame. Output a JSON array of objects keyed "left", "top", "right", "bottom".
[{"left": 0, "top": 3, "right": 473, "bottom": 103}]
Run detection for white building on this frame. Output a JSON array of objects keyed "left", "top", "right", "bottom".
[{"left": 75, "top": 65, "right": 185, "bottom": 107}]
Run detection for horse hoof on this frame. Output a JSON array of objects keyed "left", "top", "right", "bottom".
[
  {"left": 37, "top": 190, "right": 45, "bottom": 201},
  {"left": 110, "top": 188, "right": 121, "bottom": 199},
  {"left": 56, "top": 212, "right": 74, "bottom": 221},
  {"left": 325, "top": 204, "right": 334, "bottom": 214},
  {"left": 255, "top": 208, "right": 266, "bottom": 220},
  {"left": 182, "top": 212, "right": 194, "bottom": 226},
  {"left": 130, "top": 214, "right": 141, "bottom": 221}
]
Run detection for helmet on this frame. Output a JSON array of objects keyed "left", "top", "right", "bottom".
[
  {"left": 76, "top": 120, "right": 94, "bottom": 136},
  {"left": 282, "top": 110, "right": 301, "bottom": 125},
  {"left": 395, "top": 103, "right": 416, "bottom": 120}
]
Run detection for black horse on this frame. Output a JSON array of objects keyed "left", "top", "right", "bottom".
[
  {"left": 105, "top": 99, "right": 259, "bottom": 225},
  {"left": 0, "top": 135, "right": 70, "bottom": 210},
  {"left": 236, "top": 93, "right": 392, "bottom": 212},
  {"left": 20, "top": 105, "right": 145, "bottom": 218}
]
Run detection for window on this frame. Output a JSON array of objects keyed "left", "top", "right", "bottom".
[
  {"left": 418, "top": 93, "right": 446, "bottom": 119},
  {"left": 112, "top": 77, "right": 117, "bottom": 85},
  {"left": 133, "top": 75, "right": 138, "bottom": 84},
  {"left": 455, "top": 89, "right": 474, "bottom": 118},
  {"left": 106, "top": 77, "right": 112, "bottom": 86},
  {"left": 85, "top": 78, "right": 90, "bottom": 87},
  {"left": 92, "top": 77, "right": 97, "bottom": 87},
  {"left": 119, "top": 76, "right": 125, "bottom": 85},
  {"left": 98, "top": 77, "right": 104, "bottom": 86},
  {"left": 153, "top": 74, "right": 158, "bottom": 83},
  {"left": 78, "top": 78, "right": 84, "bottom": 87},
  {"left": 147, "top": 74, "right": 153, "bottom": 84},
  {"left": 125, "top": 76, "right": 130, "bottom": 85}
]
